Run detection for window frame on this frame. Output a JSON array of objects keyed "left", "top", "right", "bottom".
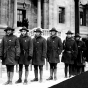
[{"left": 58, "top": 7, "right": 65, "bottom": 24}]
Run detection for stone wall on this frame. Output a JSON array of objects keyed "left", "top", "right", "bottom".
[{"left": 49, "top": 0, "right": 88, "bottom": 40}]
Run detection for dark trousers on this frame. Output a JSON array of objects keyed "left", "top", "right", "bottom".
[
  {"left": 77, "top": 65, "right": 85, "bottom": 74},
  {"left": 34, "top": 65, "right": 43, "bottom": 71},
  {"left": 49, "top": 63, "right": 57, "bottom": 69},
  {"left": 65, "top": 63, "right": 73, "bottom": 77},
  {"left": 6, "top": 65, "right": 14, "bottom": 72},
  {"left": 19, "top": 64, "right": 29, "bottom": 71}
]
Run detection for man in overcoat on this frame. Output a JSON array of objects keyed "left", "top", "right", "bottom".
[
  {"left": 31, "top": 28, "right": 47, "bottom": 82},
  {"left": 61, "top": 30, "right": 78, "bottom": 78},
  {"left": 74, "top": 34, "right": 86, "bottom": 75},
  {"left": 15, "top": 27, "right": 33, "bottom": 84},
  {"left": 47, "top": 27, "right": 63, "bottom": 80},
  {"left": 0, "top": 27, "right": 20, "bottom": 85}
]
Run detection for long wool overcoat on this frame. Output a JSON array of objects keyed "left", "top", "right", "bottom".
[
  {"left": 61, "top": 37, "right": 78, "bottom": 64},
  {"left": 47, "top": 36, "right": 63, "bottom": 63},
  {"left": 18, "top": 35, "right": 33, "bottom": 65},
  {"left": 75, "top": 40, "right": 86, "bottom": 65},
  {"left": 0, "top": 34, "right": 20, "bottom": 65},
  {"left": 32, "top": 36, "right": 47, "bottom": 65}
]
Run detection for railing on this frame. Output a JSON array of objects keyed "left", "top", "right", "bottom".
[
  {"left": 29, "top": 28, "right": 61, "bottom": 39},
  {"left": 29, "top": 28, "right": 50, "bottom": 39}
]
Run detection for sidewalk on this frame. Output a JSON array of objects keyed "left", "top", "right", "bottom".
[{"left": 0, "top": 62, "right": 88, "bottom": 88}]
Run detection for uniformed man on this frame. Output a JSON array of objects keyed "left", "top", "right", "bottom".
[
  {"left": 15, "top": 27, "right": 33, "bottom": 84},
  {"left": 46, "top": 27, "right": 63, "bottom": 80},
  {"left": 31, "top": 28, "right": 47, "bottom": 82},
  {"left": 61, "top": 30, "right": 78, "bottom": 78},
  {"left": 0, "top": 27, "right": 20, "bottom": 85},
  {"left": 74, "top": 34, "right": 86, "bottom": 75}
]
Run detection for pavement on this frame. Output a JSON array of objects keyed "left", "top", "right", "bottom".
[{"left": 0, "top": 62, "right": 88, "bottom": 88}]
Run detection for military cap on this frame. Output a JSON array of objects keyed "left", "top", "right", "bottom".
[
  {"left": 34, "top": 28, "right": 42, "bottom": 33},
  {"left": 74, "top": 33, "right": 81, "bottom": 38},
  {"left": 66, "top": 30, "right": 73, "bottom": 34},
  {"left": 4, "top": 27, "right": 15, "bottom": 31},
  {"left": 19, "top": 27, "right": 29, "bottom": 32},
  {"left": 49, "top": 27, "right": 58, "bottom": 32}
]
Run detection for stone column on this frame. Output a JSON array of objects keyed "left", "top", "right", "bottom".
[
  {"left": 37, "top": 0, "right": 41, "bottom": 27},
  {"left": 13, "top": 0, "right": 17, "bottom": 28},
  {"left": 74, "top": 0, "right": 79, "bottom": 34},
  {"left": 44, "top": 0, "right": 49, "bottom": 29}
]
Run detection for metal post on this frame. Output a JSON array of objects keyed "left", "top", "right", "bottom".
[{"left": 74, "top": 0, "right": 79, "bottom": 34}]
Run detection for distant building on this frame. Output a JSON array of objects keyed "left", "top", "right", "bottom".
[{"left": 0, "top": 0, "right": 88, "bottom": 39}]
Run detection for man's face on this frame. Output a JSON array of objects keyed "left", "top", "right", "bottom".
[
  {"left": 6, "top": 30, "right": 12, "bottom": 35},
  {"left": 67, "top": 34, "right": 72, "bottom": 38},
  {"left": 35, "top": 32, "right": 41, "bottom": 36},
  {"left": 51, "top": 31, "right": 56, "bottom": 36},
  {"left": 76, "top": 37, "right": 80, "bottom": 40},
  {"left": 21, "top": 30, "right": 27, "bottom": 35}
]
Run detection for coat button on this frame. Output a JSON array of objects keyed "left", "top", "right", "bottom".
[{"left": 9, "top": 40, "right": 11, "bottom": 41}]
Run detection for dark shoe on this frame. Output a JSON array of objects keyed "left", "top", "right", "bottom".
[
  {"left": 54, "top": 77, "right": 57, "bottom": 81},
  {"left": 69, "top": 75, "right": 72, "bottom": 78},
  {"left": 46, "top": 76, "right": 53, "bottom": 80},
  {"left": 9, "top": 81, "right": 12, "bottom": 85},
  {"left": 39, "top": 78, "right": 43, "bottom": 83},
  {"left": 4, "top": 81, "right": 10, "bottom": 85},
  {"left": 31, "top": 78, "right": 38, "bottom": 82},
  {"left": 15, "top": 79, "right": 22, "bottom": 84},
  {"left": 65, "top": 75, "right": 67, "bottom": 78},
  {"left": 23, "top": 79, "right": 28, "bottom": 85}
]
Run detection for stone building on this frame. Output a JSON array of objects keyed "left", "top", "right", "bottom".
[{"left": 0, "top": 0, "right": 88, "bottom": 39}]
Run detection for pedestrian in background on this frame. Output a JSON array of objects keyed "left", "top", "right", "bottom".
[
  {"left": 31, "top": 28, "right": 47, "bottom": 82},
  {"left": 61, "top": 30, "right": 78, "bottom": 78},
  {"left": 74, "top": 34, "right": 86, "bottom": 74},
  {"left": 15, "top": 27, "right": 33, "bottom": 84},
  {"left": 46, "top": 27, "right": 63, "bottom": 81},
  {"left": 82, "top": 36, "right": 88, "bottom": 63},
  {"left": 0, "top": 27, "right": 20, "bottom": 85}
]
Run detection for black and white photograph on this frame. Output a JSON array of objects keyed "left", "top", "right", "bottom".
[{"left": 0, "top": 0, "right": 88, "bottom": 88}]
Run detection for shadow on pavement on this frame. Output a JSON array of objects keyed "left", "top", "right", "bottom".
[{"left": 49, "top": 71, "right": 88, "bottom": 88}]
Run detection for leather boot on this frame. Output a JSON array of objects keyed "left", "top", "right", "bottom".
[
  {"left": 4, "top": 72, "right": 10, "bottom": 85},
  {"left": 46, "top": 68, "right": 53, "bottom": 80},
  {"left": 54, "top": 68, "right": 57, "bottom": 80},
  {"left": 65, "top": 65, "right": 68, "bottom": 78},
  {"left": 40, "top": 69, "right": 43, "bottom": 83},
  {"left": 23, "top": 71, "right": 29, "bottom": 84},
  {"left": 15, "top": 71, "right": 22, "bottom": 83},
  {"left": 9, "top": 72, "right": 14, "bottom": 85},
  {"left": 31, "top": 69, "right": 38, "bottom": 82}
]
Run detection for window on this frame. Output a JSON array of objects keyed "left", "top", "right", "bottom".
[
  {"left": 17, "top": 9, "right": 26, "bottom": 27},
  {"left": 58, "top": 7, "right": 65, "bottom": 23},
  {"left": 79, "top": 7, "right": 86, "bottom": 26},
  {"left": 17, "top": 9, "right": 23, "bottom": 27}
]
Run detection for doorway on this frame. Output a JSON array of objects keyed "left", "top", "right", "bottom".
[{"left": 17, "top": 9, "right": 26, "bottom": 27}]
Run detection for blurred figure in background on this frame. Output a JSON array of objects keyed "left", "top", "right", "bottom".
[{"left": 74, "top": 34, "right": 86, "bottom": 75}]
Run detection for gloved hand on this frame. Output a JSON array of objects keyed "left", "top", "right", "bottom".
[
  {"left": 15, "top": 56, "right": 19, "bottom": 61},
  {"left": 28, "top": 56, "right": 32, "bottom": 61}
]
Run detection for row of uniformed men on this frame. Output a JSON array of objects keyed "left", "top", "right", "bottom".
[{"left": 0, "top": 27, "right": 86, "bottom": 85}]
